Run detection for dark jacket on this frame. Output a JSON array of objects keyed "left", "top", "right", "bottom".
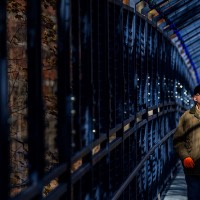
[{"left": 173, "top": 105, "right": 200, "bottom": 175}]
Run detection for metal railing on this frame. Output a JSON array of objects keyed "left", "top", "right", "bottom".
[{"left": 0, "top": 0, "right": 192, "bottom": 199}]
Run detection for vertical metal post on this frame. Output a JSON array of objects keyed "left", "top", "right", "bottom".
[
  {"left": 71, "top": 0, "right": 81, "bottom": 153},
  {"left": 27, "top": 0, "right": 44, "bottom": 193},
  {"left": 57, "top": 0, "right": 71, "bottom": 199},
  {"left": 0, "top": 1, "right": 10, "bottom": 199}
]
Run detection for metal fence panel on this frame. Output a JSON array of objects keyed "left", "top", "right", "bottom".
[{"left": 0, "top": 0, "right": 195, "bottom": 200}]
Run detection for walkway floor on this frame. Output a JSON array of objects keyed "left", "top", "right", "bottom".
[{"left": 161, "top": 162, "right": 187, "bottom": 200}]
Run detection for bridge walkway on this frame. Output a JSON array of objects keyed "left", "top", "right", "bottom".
[{"left": 162, "top": 162, "right": 187, "bottom": 200}]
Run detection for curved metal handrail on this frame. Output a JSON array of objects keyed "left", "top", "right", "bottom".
[{"left": 112, "top": 128, "right": 176, "bottom": 200}]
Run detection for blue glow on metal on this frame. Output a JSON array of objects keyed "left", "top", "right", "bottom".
[
  {"left": 144, "top": 1, "right": 200, "bottom": 84},
  {"left": 172, "top": 24, "right": 200, "bottom": 84}
]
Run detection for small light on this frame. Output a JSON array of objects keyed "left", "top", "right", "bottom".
[{"left": 71, "top": 110, "right": 76, "bottom": 114}]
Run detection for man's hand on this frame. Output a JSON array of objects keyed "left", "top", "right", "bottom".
[{"left": 183, "top": 157, "right": 195, "bottom": 168}]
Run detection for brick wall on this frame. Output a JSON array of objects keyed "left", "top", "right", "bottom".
[{"left": 7, "top": 0, "right": 58, "bottom": 196}]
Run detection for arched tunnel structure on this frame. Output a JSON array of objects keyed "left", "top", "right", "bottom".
[{"left": 0, "top": 0, "right": 199, "bottom": 199}]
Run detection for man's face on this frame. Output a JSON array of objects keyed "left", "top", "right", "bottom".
[{"left": 193, "top": 93, "right": 200, "bottom": 103}]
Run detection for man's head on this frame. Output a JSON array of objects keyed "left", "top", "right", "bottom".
[
  {"left": 194, "top": 85, "right": 200, "bottom": 96},
  {"left": 193, "top": 85, "right": 200, "bottom": 102}
]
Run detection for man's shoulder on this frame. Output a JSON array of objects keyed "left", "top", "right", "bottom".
[
  {"left": 181, "top": 109, "right": 192, "bottom": 118},
  {"left": 180, "top": 107, "right": 195, "bottom": 119}
]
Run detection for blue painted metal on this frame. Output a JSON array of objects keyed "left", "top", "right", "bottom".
[
  {"left": 144, "top": 0, "right": 200, "bottom": 84},
  {"left": 172, "top": 27, "right": 200, "bottom": 84},
  {"left": 57, "top": 0, "right": 71, "bottom": 199},
  {"left": 1, "top": 0, "right": 195, "bottom": 199},
  {"left": 26, "top": 0, "right": 44, "bottom": 198}
]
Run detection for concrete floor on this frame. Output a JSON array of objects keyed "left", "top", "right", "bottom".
[{"left": 161, "top": 163, "right": 187, "bottom": 200}]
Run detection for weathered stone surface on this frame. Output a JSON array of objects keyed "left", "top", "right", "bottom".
[{"left": 8, "top": 0, "right": 58, "bottom": 197}]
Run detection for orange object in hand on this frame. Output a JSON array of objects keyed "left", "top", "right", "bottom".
[{"left": 183, "top": 157, "right": 195, "bottom": 168}]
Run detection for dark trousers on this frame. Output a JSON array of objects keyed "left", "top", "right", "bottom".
[{"left": 185, "top": 175, "right": 200, "bottom": 200}]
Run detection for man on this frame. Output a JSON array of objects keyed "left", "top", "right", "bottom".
[{"left": 173, "top": 85, "right": 200, "bottom": 200}]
